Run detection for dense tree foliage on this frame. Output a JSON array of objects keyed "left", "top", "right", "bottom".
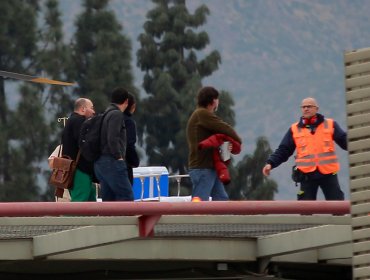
[
  {"left": 0, "top": 1, "right": 41, "bottom": 201},
  {"left": 38, "top": 0, "right": 74, "bottom": 122},
  {"left": 71, "top": 0, "right": 137, "bottom": 113},
  {"left": 137, "top": 0, "right": 228, "bottom": 177},
  {"left": 136, "top": 0, "right": 277, "bottom": 199},
  {"left": 9, "top": 84, "right": 51, "bottom": 201},
  {"left": 228, "top": 137, "right": 278, "bottom": 200},
  {"left": 37, "top": 0, "right": 75, "bottom": 200},
  {"left": 0, "top": 0, "right": 277, "bottom": 201}
]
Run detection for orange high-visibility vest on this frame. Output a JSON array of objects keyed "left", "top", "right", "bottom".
[{"left": 291, "top": 118, "right": 339, "bottom": 174}]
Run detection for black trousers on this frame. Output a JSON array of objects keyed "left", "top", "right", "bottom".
[{"left": 297, "top": 174, "right": 344, "bottom": 200}]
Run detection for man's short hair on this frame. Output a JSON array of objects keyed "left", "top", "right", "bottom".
[
  {"left": 74, "top": 98, "right": 88, "bottom": 111},
  {"left": 125, "top": 92, "right": 136, "bottom": 113},
  {"left": 197, "top": 86, "right": 219, "bottom": 107},
  {"left": 111, "top": 87, "right": 129, "bottom": 104}
]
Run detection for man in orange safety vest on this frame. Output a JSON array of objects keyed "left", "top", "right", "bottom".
[{"left": 262, "top": 97, "right": 347, "bottom": 200}]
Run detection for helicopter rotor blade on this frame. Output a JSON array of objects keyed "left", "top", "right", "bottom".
[{"left": 0, "top": 70, "right": 75, "bottom": 86}]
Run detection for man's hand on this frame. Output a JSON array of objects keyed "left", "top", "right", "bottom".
[{"left": 262, "top": 164, "right": 272, "bottom": 176}]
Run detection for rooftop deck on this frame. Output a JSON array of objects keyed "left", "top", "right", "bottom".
[{"left": 0, "top": 201, "right": 352, "bottom": 279}]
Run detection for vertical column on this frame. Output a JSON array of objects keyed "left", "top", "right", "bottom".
[{"left": 344, "top": 47, "right": 370, "bottom": 280}]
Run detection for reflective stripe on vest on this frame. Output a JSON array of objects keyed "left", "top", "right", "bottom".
[{"left": 291, "top": 118, "right": 340, "bottom": 174}]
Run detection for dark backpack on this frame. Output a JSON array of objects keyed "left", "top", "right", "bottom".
[{"left": 79, "top": 109, "right": 116, "bottom": 162}]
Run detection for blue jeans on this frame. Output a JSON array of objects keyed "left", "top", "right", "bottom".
[
  {"left": 189, "top": 169, "right": 229, "bottom": 201},
  {"left": 94, "top": 155, "right": 133, "bottom": 201}
]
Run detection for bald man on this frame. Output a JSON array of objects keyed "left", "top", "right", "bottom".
[
  {"left": 61, "top": 98, "right": 96, "bottom": 201},
  {"left": 262, "top": 97, "right": 347, "bottom": 200}
]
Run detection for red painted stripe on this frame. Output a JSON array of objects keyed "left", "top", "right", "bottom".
[{"left": 0, "top": 201, "right": 350, "bottom": 217}]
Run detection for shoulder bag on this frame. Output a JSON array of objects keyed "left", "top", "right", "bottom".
[{"left": 49, "top": 149, "right": 80, "bottom": 192}]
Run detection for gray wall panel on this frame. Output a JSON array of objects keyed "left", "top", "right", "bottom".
[{"left": 345, "top": 47, "right": 370, "bottom": 280}]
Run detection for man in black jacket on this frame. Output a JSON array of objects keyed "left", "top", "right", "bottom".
[
  {"left": 62, "top": 98, "right": 96, "bottom": 201},
  {"left": 124, "top": 93, "right": 140, "bottom": 185},
  {"left": 94, "top": 87, "right": 134, "bottom": 201}
]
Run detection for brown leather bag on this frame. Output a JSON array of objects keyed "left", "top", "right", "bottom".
[{"left": 49, "top": 152, "right": 80, "bottom": 191}]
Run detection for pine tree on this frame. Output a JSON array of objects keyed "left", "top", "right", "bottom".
[
  {"left": 137, "top": 0, "right": 229, "bottom": 176},
  {"left": 71, "top": 0, "right": 137, "bottom": 113},
  {"left": 38, "top": 0, "right": 74, "bottom": 119},
  {"left": 228, "top": 137, "right": 278, "bottom": 200},
  {"left": 216, "top": 90, "right": 236, "bottom": 126},
  {"left": 8, "top": 84, "right": 50, "bottom": 201},
  {"left": 0, "top": 1, "right": 40, "bottom": 201},
  {"left": 37, "top": 0, "right": 75, "bottom": 200}
]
